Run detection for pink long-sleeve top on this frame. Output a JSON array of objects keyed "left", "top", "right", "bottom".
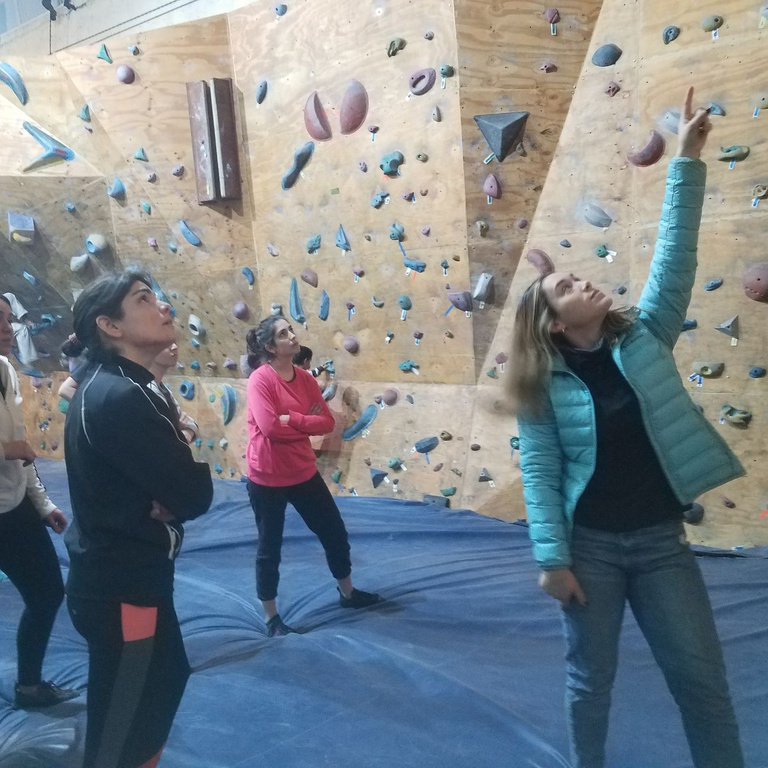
[{"left": 246, "top": 363, "right": 335, "bottom": 487}]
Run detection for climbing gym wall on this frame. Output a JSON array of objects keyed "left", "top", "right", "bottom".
[{"left": 1, "top": 0, "right": 766, "bottom": 549}]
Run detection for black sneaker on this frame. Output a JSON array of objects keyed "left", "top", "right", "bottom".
[
  {"left": 265, "top": 614, "right": 296, "bottom": 637},
  {"left": 338, "top": 588, "right": 383, "bottom": 609},
  {"left": 14, "top": 681, "right": 79, "bottom": 709}
]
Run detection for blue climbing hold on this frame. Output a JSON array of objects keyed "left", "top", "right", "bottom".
[
  {"left": 78, "top": 104, "right": 91, "bottom": 122},
  {"left": 241, "top": 267, "right": 255, "bottom": 286},
  {"left": 318, "top": 290, "right": 330, "bottom": 321},
  {"left": 336, "top": 224, "right": 351, "bottom": 251},
  {"left": 0, "top": 62, "right": 29, "bottom": 105},
  {"left": 749, "top": 367, "right": 766, "bottom": 379},
  {"left": 307, "top": 234, "right": 322, "bottom": 254},
  {"left": 403, "top": 258, "right": 427, "bottom": 273},
  {"left": 22, "top": 122, "right": 75, "bottom": 172},
  {"left": 342, "top": 404, "right": 378, "bottom": 441},
  {"left": 275, "top": 3, "right": 287, "bottom": 15},
  {"left": 371, "top": 191, "right": 389, "bottom": 208},
  {"left": 370, "top": 468, "right": 389, "bottom": 488},
  {"left": 190, "top": 361, "right": 200, "bottom": 371},
  {"left": 414, "top": 436, "right": 439, "bottom": 454},
  {"left": 398, "top": 360, "right": 418, "bottom": 372},
  {"left": 290, "top": 278, "right": 306, "bottom": 324},
  {"left": 179, "top": 220, "right": 201, "bottom": 246},
  {"left": 704, "top": 278, "right": 723, "bottom": 291},
  {"left": 108, "top": 178, "right": 126, "bottom": 199},
  {"left": 221, "top": 385, "right": 237, "bottom": 425},
  {"left": 682, "top": 319, "right": 698, "bottom": 331},
  {"left": 22, "top": 271, "right": 38, "bottom": 286},
  {"left": 179, "top": 381, "right": 195, "bottom": 400}
]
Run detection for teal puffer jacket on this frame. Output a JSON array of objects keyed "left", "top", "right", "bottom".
[{"left": 518, "top": 158, "right": 745, "bottom": 570}]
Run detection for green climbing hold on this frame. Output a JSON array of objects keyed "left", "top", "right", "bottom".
[
  {"left": 440, "top": 487, "right": 457, "bottom": 497},
  {"left": 331, "top": 470, "right": 342, "bottom": 483},
  {"left": 209, "top": 394, "right": 216, "bottom": 403}
]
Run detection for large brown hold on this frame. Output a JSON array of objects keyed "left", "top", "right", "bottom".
[
  {"left": 340, "top": 80, "right": 368, "bottom": 135},
  {"left": 209, "top": 77, "right": 242, "bottom": 200},
  {"left": 742, "top": 263, "right": 768, "bottom": 302},
  {"left": 186, "top": 80, "right": 217, "bottom": 203}
]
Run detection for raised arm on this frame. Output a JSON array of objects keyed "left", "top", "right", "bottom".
[{"left": 637, "top": 87, "right": 711, "bottom": 348}]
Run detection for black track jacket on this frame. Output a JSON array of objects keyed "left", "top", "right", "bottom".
[{"left": 64, "top": 355, "right": 213, "bottom": 604}]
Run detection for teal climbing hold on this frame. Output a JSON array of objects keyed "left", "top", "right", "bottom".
[
  {"left": 22, "top": 122, "right": 75, "bottom": 172},
  {"left": 179, "top": 220, "right": 201, "bottom": 246},
  {"left": 290, "top": 278, "right": 306, "bottom": 324},
  {"left": 134, "top": 147, "right": 148, "bottom": 161},
  {"left": 221, "top": 385, "right": 237, "bottom": 425},
  {"left": 307, "top": 234, "right": 322, "bottom": 253},
  {"left": 0, "top": 62, "right": 29, "bottom": 105},
  {"left": 107, "top": 178, "right": 125, "bottom": 198},
  {"left": 97, "top": 44, "right": 113, "bottom": 64},
  {"left": 78, "top": 104, "right": 91, "bottom": 122},
  {"left": 342, "top": 404, "right": 378, "bottom": 441},
  {"left": 318, "top": 290, "right": 330, "bottom": 321},
  {"left": 141, "top": 201, "right": 151, "bottom": 214}
]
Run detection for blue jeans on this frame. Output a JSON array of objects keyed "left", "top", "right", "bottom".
[{"left": 562, "top": 521, "right": 743, "bottom": 768}]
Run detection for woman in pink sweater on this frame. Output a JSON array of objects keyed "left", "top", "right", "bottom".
[{"left": 246, "top": 316, "right": 381, "bottom": 636}]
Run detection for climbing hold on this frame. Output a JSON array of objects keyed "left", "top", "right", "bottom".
[
  {"left": 403, "top": 258, "right": 426, "bottom": 273},
  {"left": 274, "top": 3, "right": 287, "bottom": 15},
  {"left": 398, "top": 360, "right": 418, "bottom": 373},
  {"left": 707, "top": 102, "right": 726, "bottom": 116},
  {"left": 371, "top": 191, "right": 389, "bottom": 208},
  {"left": 416, "top": 153, "right": 428, "bottom": 163},
  {"left": 448, "top": 291, "right": 473, "bottom": 312},
  {"left": 627, "top": 130, "right": 665, "bottom": 167},
  {"left": 85, "top": 233, "right": 108, "bottom": 254},
  {"left": 749, "top": 367, "right": 766, "bottom": 378},
  {"left": 78, "top": 104, "right": 91, "bottom": 121},
  {"left": 415, "top": 436, "right": 439, "bottom": 455},
  {"left": 336, "top": 224, "right": 352, "bottom": 251},
  {"left": 683, "top": 502, "right": 704, "bottom": 525},
  {"left": 371, "top": 296, "right": 385, "bottom": 309},
  {"left": 717, "top": 146, "right": 749, "bottom": 162},
  {"left": 358, "top": 161, "right": 368, "bottom": 173},
  {"left": 704, "top": 278, "right": 723, "bottom": 291},
  {"left": 339, "top": 80, "right": 368, "bottom": 135},
  {"left": 470, "top": 443, "right": 481, "bottom": 452},
  {"left": 343, "top": 336, "right": 359, "bottom": 354},
  {"left": 720, "top": 404, "right": 751, "bottom": 428},
  {"left": 97, "top": 44, "right": 112, "bottom": 63},
  {"left": 146, "top": 172, "right": 156, "bottom": 182},
  {"left": 300, "top": 268, "right": 318, "bottom": 288},
  {"left": 591, "top": 43, "right": 622, "bottom": 67},
  {"left": 342, "top": 404, "right": 378, "bottom": 441},
  {"left": 742, "top": 263, "right": 768, "bottom": 302},
  {"left": 221, "top": 385, "right": 237, "bottom": 425},
  {"left": 148, "top": 237, "right": 158, "bottom": 248},
  {"left": 8, "top": 212, "right": 35, "bottom": 244},
  {"left": 389, "top": 222, "right": 405, "bottom": 242},
  {"left": 693, "top": 362, "right": 724, "bottom": 378},
  {"left": 721, "top": 497, "right": 735, "bottom": 509},
  {"left": 267, "top": 242, "right": 279, "bottom": 257},
  {"left": 65, "top": 203, "right": 76, "bottom": 213},
  {"left": 172, "top": 165, "right": 184, "bottom": 177},
  {"left": 22, "top": 271, "right": 38, "bottom": 287},
  {"left": 188, "top": 315, "right": 205, "bottom": 337},
  {"left": 307, "top": 234, "right": 322, "bottom": 254},
  {"left": 141, "top": 201, "right": 151, "bottom": 214},
  {"left": 289, "top": 278, "right": 306, "bottom": 325},
  {"left": 756, "top": 94, "right": 768, "bottom": 112},
  {"left": 432, "top": 106, "right": 441, "bottom": 122},
  {"left": 715, "top": 315, "right": 739, "bottom": 339},
  {"left": 539, "top": 60, "right": 557, "bottom": 73},
  {"left": 224, "top": 358, "right": 237, "bottom": 370},
  {"left": 483, "top": 174, "right": 501, "bottom": 199},
  {"left": 179, "top": 381, "right": 195, "bottom": 400},
  {"left": 353, "top": 268, "right": 364, "bottom": 279},
  {"left": 424, "top": 31, "right": 434, "bottom": 40},
  {"left": 560, "top": 239, "right": 571, "bottom": 248},
  {"left": 382, "top": 389, "right": 399, "bottom": 406},
  {"left": 304, "top": 91, "right": 332, "bottom": 141},
  {"left": 318, "top": 290, "right": 330, "bottom": 320},
  {"left": 615, "top": 285, "right": 627, "bottom": 295},
  {"left": 661, "top": 109, "right": 681, "bottom": 134},
  {"left": 232, "top": 301, "right": 249, "bottom": 320},
  {"left": 206, "top": 362, "right": 217, "bottom": 371},
  {"left": 128, "top": 44, "right": 140, "bottom": 55},
  {"left": 322, "top": 382, "right": 337, "bottom": 401},
  {"left": 662, "top": 26, "right": 680, "bottom": 44},
  {"left": 70, "top": 254, "right": 90, "bottom": 272},
  {"left": 479, "top": 468, "right": 494, "bottom": 483},
  {"left": 515, "top": 218, "right": 528, "bottom": 229},
  {"left": 473, "top": 273, "right": 494, "bottom": 305},
  {"left": 605, "top": 81, "right": 621, "bottom": 97},
  {"left": 701, "top": 15, "right": 724, "bottom": 32},
  {"left": 476, "top": 220, "right": 489, "bottom": 236},
  {"left": 21, "top": 122, "right": 75, "bottom": 172},
  {"left": 440, "top": 487, "right": 457, "bottom": 497},
  {"left": 380, "top": 151, "right": 405, "bottom": 176},
  {"left": 440, "top": 65, "right": 454, "bottom": 78},
  {"left": 545, "top": 8, "right": 560, "bottom": 23},
  {"left": 370, "top": 468, "right": 389, "bottom": 488},
  {"left": 421, "top": 227, "right": 430, "bottom": 236},
  {"left": 134, "top": 147, "right": 148, "bottom": 161},
  {"left": 473, "top": 112, "right": 529, "bottom": 162},
  {"left": 409, "top": 68, "right": 437, "bottom": 96},
  {"left": 682, "top": 319, "right": 697, "bottom": 331},
  {"left": 0, "top": 62, "right": 28, "bottom": 105},
  {"left": 241, "top": 267, "right": 255, "bottom": 287},
  {"left": 583, "top": 203, "right": 612, "bottom": 228},
  {"left": 116, "top": 65, "right": 136, "bottom": 84},
  {"left": 179, "top": 220, "right": 201, "bottom": 246},
  {"left": 255, "top": 80, "right": 268, "bottom": 104},
  {"left": 753, "top": 185, "right": 768, "bottom": 200},
  {"left": 107, "top": 178, "right": 126, "bottom": 199},
  {"left": 281, "top": 141, "right": 315, "bottom": 190},
  {"left": 387, "top": 38, "right": 406, "bottom": 57},
  {"left": 526, "top": 248, "right": 555, "bottom": 276}
]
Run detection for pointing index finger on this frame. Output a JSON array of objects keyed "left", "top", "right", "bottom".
[{"left": 683, "top": 86, "right": 694, "bottom": 121}]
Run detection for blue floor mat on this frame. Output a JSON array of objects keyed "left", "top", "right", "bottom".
[{"left": 1, "top": 460, "right": 766, "bottom": 767}]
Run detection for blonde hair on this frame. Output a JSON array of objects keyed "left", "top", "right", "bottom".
[{"left": 507, "top": 275, "right": 637, "bottom": 416}]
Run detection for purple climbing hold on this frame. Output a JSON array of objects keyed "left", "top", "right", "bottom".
[
  {"left": 116, "top": 64, "right": 136, "bottom": 84},
  {"left": 343, "top": 336, "right": 360, "bottom": 354},
  {"left": 409, "top": 68, "right": 437, "bottom": 96},
  {"left": 232, "top": 301, "right": 250, "bottom": 319}
]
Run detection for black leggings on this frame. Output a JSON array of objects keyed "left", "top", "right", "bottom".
[
  {"left": 67, "top": 596, "right": 190, "bottom": 768},
  {"left": 247, "top": 472, "right": 351, "bottom": 601},
  {"left": 0, "top": 495, "right": 64, "bottom": 686}
]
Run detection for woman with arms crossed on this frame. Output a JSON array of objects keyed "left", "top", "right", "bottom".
[{"left": 509, "top": 88, "right": 744, "bottom": 768}]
